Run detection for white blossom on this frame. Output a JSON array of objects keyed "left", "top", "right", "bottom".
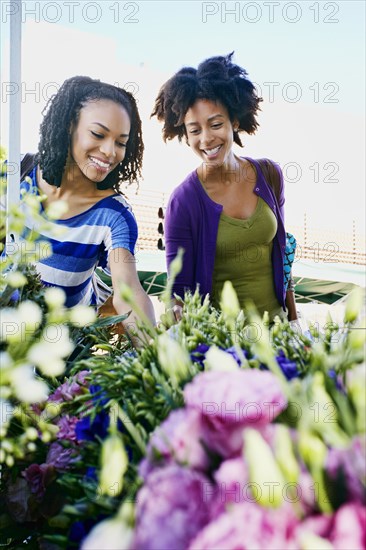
[
  {"left": 44, "top": 287, "right": 66, "bottom": 309},
  {"left": 69, "top": 305, "right": 96, "bottom": 326},
  {"left": 204, "top": 346, "right": 238, "bottom": 372}
]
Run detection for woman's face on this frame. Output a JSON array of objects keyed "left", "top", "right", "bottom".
[
  {"left": 69, "top": 98, "right": 131, "bottom": 184},
  {"left": 184, "top": 99, "right": 237, "bottom": 167}
]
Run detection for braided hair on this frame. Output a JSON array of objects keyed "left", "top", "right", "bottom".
[
  {"left": 151, "top": 52, "right": 262, "bottom": 147},
  {"left": 38, "top": 76, "right": 143, "bottom": 191}
]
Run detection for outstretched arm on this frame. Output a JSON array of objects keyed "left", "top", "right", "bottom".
[{"left": 109, "top": 247, "right": 156, "bottom": 347}]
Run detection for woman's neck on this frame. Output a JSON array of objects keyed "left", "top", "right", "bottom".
[{"left": 198, "top": 153, "right": 244, "bottom": 188}]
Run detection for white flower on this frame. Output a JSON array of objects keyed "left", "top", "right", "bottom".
[
  {"left": 69, "top": 305, "right": 96, "bottom": 327},
  {"left": 80, "top": 514, "right": 133, "bottom": 550},
  {"left": 45, "top": 200, "right": 68, "bottom": 220},
  {"left": 28, "top": 325, "right": 74, "bottom": 369},
  {"left": 204, "top": 346, "right": 239, "bottom": 371},
  {"left": 11, "top": 365, "right": 49, "bottom": 403},
  {"left": 44, "top": 287, "right": 66, "bottom": 310},
  {"left": 18, "top": 301, "right": 43, "bottom": 334},
  {"left": 81, "top": 503, "right": 134, "bottom": 550},
  {"left": 7, "top": 271, "right": 27, "bottom": 288},
  {"left": 37, "top": 358, "right": 66, "bottom": 377}
]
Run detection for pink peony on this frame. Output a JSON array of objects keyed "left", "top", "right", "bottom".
[
  {"left": 184, "top": 370, "right": 287, "bottom": 457},
  {"left": 133, "top": 465, "right": 214, "bottom": 550},
  {"left": 189, "top": 501, "right": 299, "bottom": 550},
  {"left": 139, "top": 409, "right": 209, "bottom": 480}
]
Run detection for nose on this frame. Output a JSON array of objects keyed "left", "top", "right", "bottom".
[
  {"left": 99, "top": 139, "right": 116, "bottom": 159},
  {"left": 200, "top": 127, "right": 214, "bottom": 147}
]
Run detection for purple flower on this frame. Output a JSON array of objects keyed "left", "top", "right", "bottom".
[
  {"left": 326, "top": 435, "right": 366, "bottom": 503},
  {"left": 275, "top": 350, "right": 299, "bottom": 380},
  {"left": 57, "top": 415, "right": 79, "bottom": 442},
  {"left": 189, "top": 501, "right": 299, "bottom": 550},
  {"left": 133, "top": 465, "right": 214, "bottom": 550},
  {"left": 48, "top": 370, "right": 89, "bottom": 403},
  {"left": 139, "top": 409, "right": 209, "bottom": 480},
  {"left": 46, "top": 442, "right": 78, "bottom": 471},
  {"left": 22, "top": 463, "right": 56, "bottom": 500},
  {"left": 184, "top": 370, "right": 287, "bottom": 457}
]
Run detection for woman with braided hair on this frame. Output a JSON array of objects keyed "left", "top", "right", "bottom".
[
  {"left": 152, "top": 53, "right": 297, "bottom": 323},
  {"left": 11, "top": 76, "right": 156, "bottom": 342}
]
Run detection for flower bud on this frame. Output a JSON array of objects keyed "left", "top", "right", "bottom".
[
  {"left": 220, "top": 281, "right": 240, "bottom": 319},
  {"left": 344, "top": 287, "right": 364, "bottom": 324},
  {"left": 99, "top": 434, "right": 128, "bottom": 497},
  {"left": 274, "top": 425, "right": 299, "bottom": 484},
  {"left": 243, "top": 428, "right": 286, "bottom": 508},
  {"left": 157, "top": 333, "right": 191, "bottom": 385}
]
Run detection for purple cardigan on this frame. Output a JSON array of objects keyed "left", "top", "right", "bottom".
[{"left": 165, "top": 157, "right": 287, "bottom": 310}]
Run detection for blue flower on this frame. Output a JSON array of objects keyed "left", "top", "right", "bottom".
[
  {"left": 275, "top": 350, "right": 299, "bottom": 380},
  {"left": 75, "top": 410, "right": 110, "bottom": 442},
  {"left": 224, "top": 346, "right": 248, "bottom": 366},
  {"left": 190, "top": 344, "right": 210, "bottom": 368},
  {"left": 190, "top": 344, "right": 248, "bottom": 369}
]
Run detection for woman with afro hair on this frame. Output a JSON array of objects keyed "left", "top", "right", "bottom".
[
  {"left": 152, "top": 53, "right": 297, "bottom": 323},
  {"left": 11, "top": 76, "right": 156, "bottom": 342}
]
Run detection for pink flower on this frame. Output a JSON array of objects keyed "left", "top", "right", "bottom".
[
  {"left": 57, "top": 415, "right": 79, "bottom": 442},
  {"left": 331, "top": 503, "right": 366, "bottom": 549},
  {"left": 48, "top": 370, "right": 89, "bottom": 403},
  {"left": 184, "top": 370, "right": 287, "bottom": 457},
  {"left": 139, "top": 409, "right": 209, "bottom": 479},
  {"left": 326, "top": 435, "right": 366, "bottom": 503},
  {"left": 189, "top": 501, "right": 299, "bottom": 550},
  {"left": 133, "top": 465, "right": 214, "bottom": 550},
  {"left": 211, "top": 458, "right": 249, "bottom": 517},
  {"left": 292, "top": 503, "right": 366, "bottom": 550}
]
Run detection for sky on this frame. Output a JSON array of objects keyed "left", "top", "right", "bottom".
[{"left": 1, "top": 0, "right": 365, "bottom": 238}]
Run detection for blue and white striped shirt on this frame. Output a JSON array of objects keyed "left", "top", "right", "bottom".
[{"left": 4, "top": 165, "right": 138, "bottom": 308}]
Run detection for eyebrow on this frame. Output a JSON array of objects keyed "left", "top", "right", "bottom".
[
  {"left": 92, "top": 122, "right": 129, "bottom": 137},
  {"left": 186, "top": 114, "right": 225, "bottom": 127}
]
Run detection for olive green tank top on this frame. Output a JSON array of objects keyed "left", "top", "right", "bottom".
[{"left": 211, "top": 197, "right": 284, "bottom": 320}]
